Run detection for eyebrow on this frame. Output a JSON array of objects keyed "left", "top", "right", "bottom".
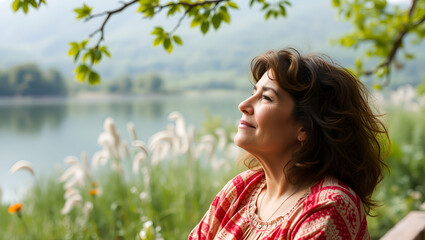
[{"left": 253, "top": 85, "right": 280, "bottom": 97}]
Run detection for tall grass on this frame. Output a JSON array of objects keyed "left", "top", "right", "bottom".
[
  {"left": 2, "top": 112, "right": 241, "bottom": 239},
  {"left": 367, "top": 104, "right": 425, "bottom": 239}
]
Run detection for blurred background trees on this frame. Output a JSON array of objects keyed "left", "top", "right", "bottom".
[
  {"left": 8, "top": 0, "right": 425, "bottom": 88},
  {"left": 0, "top": 64, "right": 66, "bottom": 97}
]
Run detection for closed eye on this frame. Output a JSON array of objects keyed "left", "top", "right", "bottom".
[{"left": 262, "top": 95, "right": 272, "bottom": 102}]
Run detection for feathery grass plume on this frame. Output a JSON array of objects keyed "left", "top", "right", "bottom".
[
  {"left": 61, "top": 192, "right": 82, "bottom": 215},
  {"left": 97, "top": 117, "right": 128, "bottom": 173},
  {"left": 61, "top": 156, "right": 87, "bottom": 189},
  {"left": 133, "top": 140, "right": 148, "bottom": 154},
  {"left": 98, "top": 132, "right": 121, "bottom": 160},
  {"left": 133, "top": 151, "right": 148, "bottom": 174},
  {"left": 148, "top": 130, "right": 174, "bottom": 165},
  {"left": 64, "top": 187, "right": 80, "bottom": 199},
  {"left": 168, "top": 111, "right": 186, "bottom": 138},
  {"left": 139, "top": 191, "right": 150, "bottom": 201},
  {"left": 138, "top": 220, "right": 164, "bottom": 240},
  {"left": 196, "top": 134, "right": 216, "bottom": 160},
  {"left": 168, "top": 111, "right": 191, "bottom": 154},
  {"left": 91, "top": 150, "right": 109, "bottom": 169},
  {"left": 104, "top": 117, "right": 120, "bottom": 148},
  {"left": 127, "top": 121, "right": 137, "bottom": 141},
  {"left": 9, "top": 160, "right": 35, "bottom": 176},
  {"left": 81, "top": 151, "right": 90, "bottom": 172},
  {"left": 215, "top": 128, "right": 228, "bottom": 151},
  {"left": 121, "top": 141, "right": 130, "bottom": 159},
  {"left": 83, "top": 201, "right": 93, "bottom": 217}
]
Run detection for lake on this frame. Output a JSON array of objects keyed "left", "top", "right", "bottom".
[{"left": 0, "top": 93, "right": 247, "bottom": 203}]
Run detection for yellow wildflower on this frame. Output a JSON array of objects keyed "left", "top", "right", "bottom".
[
  {"left": 8, "top": 203, "right": 23, "bottom": 214},
  {"left": 89, "top": 189, "right": 99, "bottom": 196}
]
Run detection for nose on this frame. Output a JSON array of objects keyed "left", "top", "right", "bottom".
[{"left": 238, "top": 96, "right": 254, "bottom": 115}]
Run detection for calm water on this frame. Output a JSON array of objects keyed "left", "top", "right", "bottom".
[{"left": 0, "top": 93, "right": 246, "bottom": 203}]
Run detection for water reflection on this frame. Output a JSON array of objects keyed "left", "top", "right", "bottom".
[
  {"left": 0, "top": 103, "right": 67, "bottom": 134},
  {"left": 0, "top": 94, "right": 246, "bottom": 203}
]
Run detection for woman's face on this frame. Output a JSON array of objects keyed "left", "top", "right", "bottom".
[{"left": 234, "top": 70, "right": 302, "bottom": 157}]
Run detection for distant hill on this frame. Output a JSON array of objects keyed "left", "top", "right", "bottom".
[{"left": 0, "top": 0, "right": 423, "bottom": 90}]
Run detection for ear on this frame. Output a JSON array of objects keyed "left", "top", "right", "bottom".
[{"left": 297, "top": 127, "right": 307, "bottom": 142}]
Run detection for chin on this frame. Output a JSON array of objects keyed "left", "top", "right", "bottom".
[{"left": 233, "top": 134, "right": 251, "bottom": 151}]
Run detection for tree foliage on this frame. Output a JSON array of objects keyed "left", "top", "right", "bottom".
[
  {"left": 10, "top": 0, "right": 425, "bottom": 89},
  {"left": 332, "top": 0, "right": 425, "bottom": 89},
  {"left": 0, "top": 64, "right": 67, "bottom": 97}
]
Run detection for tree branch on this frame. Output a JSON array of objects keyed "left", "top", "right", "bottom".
[
  {"left": 363, "top": 0, "right": 420, "bottom": 77},
  {"left": 87, "top": 0, "right": 139, "bottom": 50},
  {"left": 86, "top": 0, "right": 228, "bottom": 48}
]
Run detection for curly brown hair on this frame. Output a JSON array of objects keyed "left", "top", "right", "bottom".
[{"left": 242, "top": 48, "right": 390, "bottom": 215}]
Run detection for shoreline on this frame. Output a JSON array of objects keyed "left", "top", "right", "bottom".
[{"left": 0, "top": 89, "right": 247, "bottom": 104}]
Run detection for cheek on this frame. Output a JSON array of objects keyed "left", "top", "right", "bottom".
[{"left": 261, "top": 110, "right": 296, "bottom": 138}]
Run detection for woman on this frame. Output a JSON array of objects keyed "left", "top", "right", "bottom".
[{"left": 189, "top": 48, "right": 389, "bottom": 239}]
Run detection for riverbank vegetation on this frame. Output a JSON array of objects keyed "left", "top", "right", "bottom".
[{"left": 2, "top": 96, "right": 425, "bottom": 239}]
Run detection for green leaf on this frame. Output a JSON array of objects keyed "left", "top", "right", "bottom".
[
  {"left": 355, "top": 58, "right": 363, "bottom": 70},
  {"left": 220, "top": 10, "right": 230, "bottom": 23},
  {"left": 373, "top": 84, "right": 382, "bottom": 90},
  {"left": 29, "top": 0, "right": 37, "bottom": 8},
  {"left": 203, "top": 9, "right": 210, "bottom": 18},
  {"left": 88, "top": 70, "right": 101, "bottom": 86},
  {"left": 74, "top": 64, "right": 90, "bottom": 82},
  {"left": 404, "top": 53, "right": 414, "bottom": 59},
  {"left": 265, "top": 10, "right": 273, "bottom": 20},
  {"left": 279, "top": 5, "right": 286, "bottom": 17},
  {"left": 74, "top": 4, "right": 92, "bottom": 20},
  {"left": 190, "top": 15, "right": 203, "bottom": 28},
  {"left": 151, "top": 27, "right": 164, "bottom": 35},
  {"left": 167, "top": 5, "right": 179, "bottom": 16},
  {"left": 74, "top": 51, "right": 80, "bottom": 63},
  {"left": 332, "top": 0, "right": 340, "bottom": 7},
  {"left": 375, "top": 67, "right": 389, "bottom": 78},
  {"left": 227, "top": 2, "right": 239, "bottom": 9},
  {"left": 99, "top": 46, "right": 111, "bottom": 57},
  {"left": 212, "top": 14, "right": 222, "bottom": 30},
  {"left": 93, "top": 49, "right": 102, "bottom": 64},
  {"left": 22, "top": 2, "right": 29, "bottom": 14},
  {"left": 80, "top": 40, "right": 89, "bottom": 49},
  {"left": 68, "top": 46, "right": 79, "bottom": 57},
  {"left": 172, "top": 35, "right": 183, "bottom": 45},
  {"left": 153, "top": 35, "right": 164, "bottom": 46},
  {"left": 201, "top": 21, "right": 210, "bottom": 34},
  {"left": 12, "top": 0, "right": 21, "bottom": 11},
  {"left": 82, "top": 51, "right": 91, "bottom": 63},
  {"left": 163, "top": 37, "right": 173, "bottom": 54}
]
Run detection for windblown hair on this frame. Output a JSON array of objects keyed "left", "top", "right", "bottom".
[{"left": 243, "top": 48, "right": 389, "bottom": 215}]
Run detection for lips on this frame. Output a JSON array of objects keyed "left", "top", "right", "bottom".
[{"left": 239, "top": 120, "right": 255, "bottom": 128}]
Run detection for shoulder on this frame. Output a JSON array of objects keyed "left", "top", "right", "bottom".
[
  {"left": 218, "top": 170, "right": 264, "bottom": 200},
  {"left": 303, "top": 176, "right": 363, "bottom": 215},
  {"left": 292, "top": 176, "right": 369, "bottom": 239}
]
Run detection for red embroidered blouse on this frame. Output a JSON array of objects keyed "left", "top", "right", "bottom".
[{"left": 189, "top": 170, "right": 370, "bottom": 240}]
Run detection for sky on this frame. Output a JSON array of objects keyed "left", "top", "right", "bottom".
[{"left": 0, "top": 0, "right": 418, "bottom": 86}]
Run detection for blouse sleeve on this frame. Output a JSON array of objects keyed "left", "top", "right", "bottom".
[{"left": 292, "top": 206, "right": 369, "bottom": 240}]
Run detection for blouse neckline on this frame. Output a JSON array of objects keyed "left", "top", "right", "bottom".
[{"left": 246, "top": 174, "right": 311, "bottom": 231}]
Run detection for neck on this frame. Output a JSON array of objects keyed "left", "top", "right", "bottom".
[{"left": 253, "top": 151, "right": 298, "bottom": 200}]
